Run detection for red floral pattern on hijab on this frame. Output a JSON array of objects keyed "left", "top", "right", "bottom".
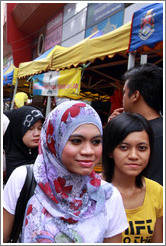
[
  {"left": 46, "top": 121, "right": 56, "bottom": 156},
  {"left": 61, "top": 103, "right": 86, "bottom": 122}
]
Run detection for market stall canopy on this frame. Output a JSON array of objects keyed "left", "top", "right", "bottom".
[
  {"left": 18, "top": 21, "right": 131, "bottom": 78},
  {"left": 18, "top": 45, "right": 67, "bottom": 78},
  {"left": 3, "top": 64, "right": 18, "bottom": 85}
]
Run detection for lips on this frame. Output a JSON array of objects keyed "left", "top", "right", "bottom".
[
  {"left": 77, "top": 160, "right": 93, "bottom": 168},
  {"left": 127, "top": 163, "right": 140, "bottom": 168},
  {"left": 33, "top": 139, "right": 39, "bottom": 143}
]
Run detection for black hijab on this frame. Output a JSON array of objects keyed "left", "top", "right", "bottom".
[{"left": 3, "top": 106, "right": 45, "bottom": 182}]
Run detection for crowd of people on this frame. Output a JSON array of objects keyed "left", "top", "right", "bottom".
[{"left": 3, "top": 63, "right": 163, "bottom": 243}]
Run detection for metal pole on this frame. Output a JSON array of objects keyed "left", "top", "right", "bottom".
[
  {"left": 45, "top": 96, "right": 51, "bottom": 117},
  {"left": 140, "top": 54, "right": 147, "bottom": 64},
  {"left": 10, "top": 78, "right": 18, "bottom": 110},
  {"left": 127, "top": 53, "right": 135, "bottom": 70},
  {"left": 9, "top": 85, "right": 14, "bottom": 109}
]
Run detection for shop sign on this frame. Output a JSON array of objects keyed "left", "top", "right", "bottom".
[
  {"left": 85, "top": 10, "right": 124, "bottom": 38},
  {"left": 44, "top": 10, "right": 63, "bottom": 51},
  {"left": 32, "top": 67, "right": 81, "bottom": 97},
  {"left": 86, "top": 3, "right": 124, "bottom": 28}
]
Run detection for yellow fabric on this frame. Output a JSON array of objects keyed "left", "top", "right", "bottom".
[
  {"left": 18, "top": 45, "right": 66, "bottom": 79},
  {"left": 14, "top": 92, "right": 28, "bottom": 108},
  {"left": 18, "top": 22, "right": 131, "bottom": 78},
  {"left": 51, "top": 22, "right": 131, "bottom": 71},
  {"left": 3, "top": 64, "right": 18, "bottom": 85},
  {"left": 122, "top": 178, "right": 163, "bottom": 243},
  {"left": 64, "top": 91, "right": 110, "bottom": 102},
  {"left": 4, "top": 64, "right": 15, "bottom": 74},
  {"left": 57, "top": 68, "right": 81, "bottom": 97},
  {"left": 12, "top": 67, "right": 18, "bottom": 85}
]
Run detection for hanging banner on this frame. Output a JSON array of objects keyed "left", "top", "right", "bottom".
[
  {"left": 32, "top": 67, "right": 81, "bottom": 97},
  {"left": 128, "top": 3, "right": 163, "bottom": 52}
]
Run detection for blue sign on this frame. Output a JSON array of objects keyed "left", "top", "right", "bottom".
[
  {"left": 85, "top": 10, "right": 124, "bottom": 38},
  {"left": 3, "top": 70, "right": 14, "bottom": 85},
  {"left": 86, "top": 3, "right": 124, "bottom": 28},
  {"left": 128, "top": 3, "right": 163, "bottom": 52}
]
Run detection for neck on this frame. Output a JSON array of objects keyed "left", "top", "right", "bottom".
[
  {"left": 112, "top": 172, "right": 136, "bottom": 191},
  {"left": 133, "top": 102, "right": 161, "bottom": 121}
]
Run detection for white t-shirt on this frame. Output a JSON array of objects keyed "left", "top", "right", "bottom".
[
  {"left": 3, "top": 165, "right": 27, "bottom": 214},
  {"left": 4, "top": 166, "right": 128, "bottom": 241},
  {"left": 3, "top": 114, "right": 10, "bottom": 172},
  {"left": 3, "top": 114, "right": 10, "bottom": 136}
]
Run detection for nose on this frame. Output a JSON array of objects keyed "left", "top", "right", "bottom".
[
  {"left": 33, "top": 128, "right": 41, "bottom": 136},
  {"left": 80, "top": 142, "right": 94, "bottom": 155},
  {"left": 128, "top": 148, "right": 138, "bottom": 159}
]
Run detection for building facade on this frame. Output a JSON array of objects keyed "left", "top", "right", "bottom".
[{"left": 3, "top": 2, "right": 152, "bottom": 68}]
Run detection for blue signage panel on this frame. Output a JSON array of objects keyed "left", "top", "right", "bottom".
[
  {"left": 85, "top": 10, "right": 124, "bottom": 38},
  {"left": 128, "top": 3, "right": 163, "bottom": 52},
  {"left": 86, "top": 3, "right": 124, "bottom": 28}
]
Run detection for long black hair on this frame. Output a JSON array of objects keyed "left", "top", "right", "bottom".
[{"left": 102, "top": 112, "right": 154, "bottom": 188}]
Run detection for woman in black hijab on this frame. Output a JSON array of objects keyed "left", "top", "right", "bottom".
[{"left": 3, "top": 106, "right": 45, "bottom": 183}]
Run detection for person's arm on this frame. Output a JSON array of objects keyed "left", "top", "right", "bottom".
[
  {"left": 3, "top": 208, "right": 14, "bottom": 243},
  {"left": 103, "top": 233, "right": 122, "bottom": 243},
  {"left": 151, "top": 216, "right": 163, "bottom": 243},
  {"left": 3, "top": 166, "right": 27, "bottom": 242}
]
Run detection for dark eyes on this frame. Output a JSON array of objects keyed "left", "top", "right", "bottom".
[
  {"left": 119, "top": 145, "right": 148, "bottom": 151},
  {"left": 70, "top": 139, "right": 81, "bottom": 144},
  {"left": 119, "top": 145, "right": 128, "bottom": 150},
  {"left": 69, "top": 138, "right": 101, "bottom": 146},
  {"left": 92, "top": 139, "right": 102, "bottom": 145},
  {"left": 29, "top": 126, "right": 42, "bottom": 131},
  {"left": 138, "top": 146, "right": 148, "bottom": 151}
]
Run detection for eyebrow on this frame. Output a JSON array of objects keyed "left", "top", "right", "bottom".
[
  {"left": 69, "top": 134, "right": 102, "bottom": 138},
  {"left": 121, "top": 141, "right": 149, "bottom": 145}
]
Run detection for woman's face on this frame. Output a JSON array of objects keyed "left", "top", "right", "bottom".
[
  {"left": 111, "top": 130, "right": 150, "bottom": 177},
  {"left": 22, "top": 119, "right": 43, "bottom": 148},
  {"left": 61, "top": 124, "right": 102, "bottom": 176}
]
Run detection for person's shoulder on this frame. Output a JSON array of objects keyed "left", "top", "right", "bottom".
[
  {"left": 8, "top": 165, "right": 27, "bottom": 187},
  {"left": 149, "top": 117, "right": 163, "bottom": 135},
  {"left": 3, "top": 109, "right": 14, "bottom": 118},
  {"left": 13, "top": 165, "right": 27, "bottom": 176},
  {"left": 149, "top": 117, "right": 163, "bottom": 127},
  {"left": 145, "top": 177, "right": 163, "bottom": 192},
  {"left": 101, "top": 180, "right": 122, "bottom": 199},
  {"left": 3, "top": 114, "right": 10, "bottom": 135}
]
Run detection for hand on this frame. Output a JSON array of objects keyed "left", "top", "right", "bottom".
[{"left": 108, "top": 108, "right": 124, "bottom": 122}]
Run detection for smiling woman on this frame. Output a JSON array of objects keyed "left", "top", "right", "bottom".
[
  {"left": 3, "top": 100, "right": 128, "bottom": 243},
  {"left": 61, "top": 123, "right": 102, "bottom": 176}
]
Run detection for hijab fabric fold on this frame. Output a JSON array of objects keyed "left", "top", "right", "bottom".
[{"left": 23, "top": 101, "right": 113, "bottom": 243}]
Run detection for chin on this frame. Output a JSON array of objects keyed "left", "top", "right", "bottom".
[
  {"left": 30, "top": 144, "right": 38, "bottom": 149},
  {"left": 80, "top": 169, "right": 94, "bottom": 176},
  {"left": 72, "top": 168, "right": 93, "bottom": 176}
]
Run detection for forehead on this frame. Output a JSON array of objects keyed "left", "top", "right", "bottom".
[
  {"left": 71, "top": 124, "right": 101, "bottom": 135},
  {"left": 123, "top": 131, "right": 149, "bottom": 143},
  {"left": 123, "top": 80, "right": 129, "bottom": 89}
]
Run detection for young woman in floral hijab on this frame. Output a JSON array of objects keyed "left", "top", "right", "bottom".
[{"left": 4, "top": 101, "right": 128, "bottom": 243}]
